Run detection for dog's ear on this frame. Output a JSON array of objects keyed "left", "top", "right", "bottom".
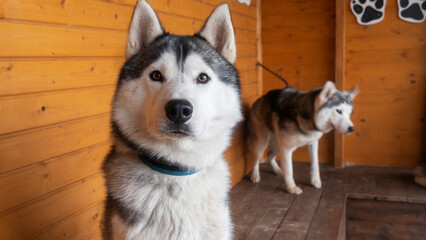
[
  {"left": 198, "top": 4, "right": 236, "bottom": 64},
  {"left": 126, "top": 0, "right": 164, "bottom": 59},
  {"left": 318, "top": 81, "right": 337, "bottom": 106},
  {"left": 346, "top": 86, "right": 360, "bottom": 100}
]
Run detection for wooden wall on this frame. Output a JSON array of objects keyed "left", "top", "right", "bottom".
[
  {"left": 343, "top": 0, "right": 426, "bottom": 167},
  {"left": 261, "top": 0, "right": 336, "bottom": 163},
  {"left": 261, "top": 0, "right": 425, "bottom": 168},
  {"left": 0, "top": 0, "right": 259, "bottom": 239}
]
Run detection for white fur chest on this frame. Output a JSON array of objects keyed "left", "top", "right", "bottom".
[
  {"left": 279, "top": 130, "right": 323, "bottom": 150},
  {"left": 107, "top": 155, "right": 231, "bottom": 240}
]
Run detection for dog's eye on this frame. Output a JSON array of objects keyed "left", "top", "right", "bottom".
[
  {"left": 150, "top": 71, "right": 163, "bottom": 82},
  {"left": 336, "top": 109, "right": 342, "bottom": 114},
  {"left": 197, "top": 73, "right": 210, "bottom": 84}
]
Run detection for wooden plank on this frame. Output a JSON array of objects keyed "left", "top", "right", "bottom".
[
  {"left": 31, "top": 201, "right": 104, "bottom": 240},
  {"left": 262, "top": 0, "right": 334, "bottom": 16},
  {"left": 241, "top": 82, "right": 258, "bottom": 99},
  {"left": 273, "top": 164, "right": 332, "bottom": 240},
  {"left": 347, "top": 219, "right": 426, "bottom": 240},
  {"left": 0, "top": 85, "right": 115, "bottom": 135},
  {"left": 0, "top": 59, "right": 123, "bottom": 96},
  {"left": 255, "top": 0, "right": 262, "bottom": 102},
  {"left": 231, "top": 164, "right": 284, "bottom": 240},
  {"left": 0, "top": 114, "right": 110, "bottom": 174},
  {"left": 375, "top": 168, "right": 407, "bottom": 202},
  {"left": 0, "top": 22, "right": 127, "bottom": 57},
  {"left": 235, "top": 57, "right": 256, "bottom": 72},
  {"left": 0, "top": 142, "right": 109, "bottom": 213},
  {"left": 151, "top": 0, "right": 256, "bottom": 31},
  {"left": 305, "top": 169, "right": 351, "bottom": 240},
  {"left": 235, "top": 29, "right": 257, "bottom": 44},
  {"left": 343, "top": 0, "right": 426, "bottom": 167},
  {"left": 262, "top": 11, "right": 336, "bottom": 30},
  {"left": 237, "top": 43, "right": 256, "bottom": 58},
  {"left": 200, "top": 0, "right": 256, "bottom": 19},
  {"left": 0, "top": 173, "right": 105, "bottom": 240},
  {"left": 239, "top": 71, "right": 257, "bottom": 85},
  {"left": 1, "top": 0, "right": 133, "bottom": 30},
  {"left": 334, "top": 0, "right": 345, "bottom": 167},
  {"left": 403, "top": 170, "right": 426, "bottom": 204},
  {"left": 347, "top": 199, "right": 426, "bottom": 226}
]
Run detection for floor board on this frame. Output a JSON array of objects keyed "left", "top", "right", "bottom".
[{"left": 230, "top": 162, "right": 426, "bottom": 240}]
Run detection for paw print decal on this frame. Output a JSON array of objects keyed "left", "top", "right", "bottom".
[
  {"left": 398, "top": 0, "right": 426, "bottom": 23},
  {"left": 351, "top": 0, "right": 387, "bottom": 25}
]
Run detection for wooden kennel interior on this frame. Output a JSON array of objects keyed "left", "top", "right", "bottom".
[{"left": 0, "top": 0, "right": 424, "bottom": 239}]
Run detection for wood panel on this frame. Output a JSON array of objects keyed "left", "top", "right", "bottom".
[
  {"left": 0, "top": 114, "right": 111, "bottom": 174},
  {"left": 0, "top": 173, "right": 105, "bottom": 240},
  {"left": 0, "top": 59, "right": 123, "bottom": 96},
  {"left": 261, "top": 0, "right": 335, "bottom": 163},
  {"left": 344, "top": 0, "right": 426, "bottom": 167},
  {"left": 0, "top": 86, "right": 115, "bottom": 135},
  {"left": 0, "top": 0, "right": 260, "bottom": 239}
]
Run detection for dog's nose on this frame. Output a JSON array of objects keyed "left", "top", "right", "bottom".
[
  {"left": 348, "top": 126, "right": 354, "bottom": 133},
  {"left": 165, "top": 99, "right": 193, "bottom": 123}
]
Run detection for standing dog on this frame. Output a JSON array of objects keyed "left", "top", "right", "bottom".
[
  {"left": 247, "top": 81, "right": 359, "bottom": 194},
  {"left": 102, "top": 1, "right": 242, "bottom": 239}
]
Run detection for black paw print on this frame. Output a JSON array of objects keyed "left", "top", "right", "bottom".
[
  {"left": 398, "top": 0, "right": 426, "bottom": 23},
  {"left": 351, "top": 0, "right": 386, "bottom": 25}
]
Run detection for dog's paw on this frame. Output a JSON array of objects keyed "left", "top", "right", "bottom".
[
  {"left": 311, "top": 179, "right": 322, "bottom": 189},
  {"left": 286, "top": 185, "right": 303, "bottom": 195},
  {"left": 351, "top": 0, "right": 386, "bottom": 25},
  {"left": 398, "top": 0, "right": 426, "bottom": 23},
  {"left": 251, "top": 173, "right": 261, "bottom": 183}
]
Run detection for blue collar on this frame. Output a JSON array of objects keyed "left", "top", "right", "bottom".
[
  {"left": 138, "top": 150, "right": 199, "bottom": 176},
  {"left": 111, "top": 122, "right": 198, "bottom": 176}
]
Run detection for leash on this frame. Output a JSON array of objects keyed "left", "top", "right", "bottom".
[{"left": 256, "top": 61, "right": 289, "bottom": 88}]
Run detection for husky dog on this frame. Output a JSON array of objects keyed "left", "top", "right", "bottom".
[
  {"left": 247, "top": 81, "right": 359, "bottom": 194},
  {"left": 102, "top": 1, "right": 242, "bottom": 239}
]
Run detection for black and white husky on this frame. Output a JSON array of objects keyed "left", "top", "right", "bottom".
[
  {"left": 102, "top": 1, "right": 242, "bottom": 239},
  {"left": 247, "top": 81, "right": 359, "bottom": 194}
]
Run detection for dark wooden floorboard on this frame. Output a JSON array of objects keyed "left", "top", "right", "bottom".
[
  {"left": 305, "top": 169, "right": 351, "bottom": 240},
  {"left": 231, "top": 164, "right": 284, "bottom": 240},
  {"left": 272, "top": 166, "right": 332, "bottom": 240},
  {"left": 230, "top": 162, "right": 426, "bottom": 240},
  {"left": 347, "top": 199, "right": 426, "bottom": 226},
  {"left": 346, "top": 219, "right": 426, "bottom": 240}
]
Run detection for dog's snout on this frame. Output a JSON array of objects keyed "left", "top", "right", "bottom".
[
  {"left": 348, "top": 126, "right": 354, "bottom": 133},
  {"left": 165, "top": 99, "right": 193, "bottom": 123}
]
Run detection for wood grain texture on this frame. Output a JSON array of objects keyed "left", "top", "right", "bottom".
[
  {"left": 344, "top": 0, "right": 426, "bottom": 167},
  {"left": 0, "top": 1, "right": 260, "bottom": 239},
  {"left": 261, "top": 0, "right": 335, "bottom": 164},
  {"left": 232, "top": 163, "right": 426, "bottom": 239}
]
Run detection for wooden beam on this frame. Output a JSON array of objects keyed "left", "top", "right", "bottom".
[
  {"left": 334, "top": 0, "right": 345, "bottom": 168},
  {"left": 256, "top": 0, "right": 263, "bottom": 97}
]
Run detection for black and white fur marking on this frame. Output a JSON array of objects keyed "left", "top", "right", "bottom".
[
  {"left": 247, "top": 81, "right": 359, "bottom": 194},
  {"left": 102, "top": 1, "right": 242, "bottom": 239}
]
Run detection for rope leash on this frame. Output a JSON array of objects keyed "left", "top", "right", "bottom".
[{"left": 256, "top": 61, "right": 289, "bottom": 88}]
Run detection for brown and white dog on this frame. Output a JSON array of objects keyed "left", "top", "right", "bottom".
[{"left": 247, "top": 81, "right": 359, "bottom": 194}]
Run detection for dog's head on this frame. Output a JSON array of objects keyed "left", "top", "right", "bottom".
[
  {"left": 315, "top": 81, "right": 359, "bottom": 134},
  {"left": 112, "top": 1, "right": 242, "bottom": 166}
]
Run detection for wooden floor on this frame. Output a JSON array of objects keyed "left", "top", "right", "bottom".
[{"left": 230, "top": 162, "right": 426, "bottom": 240}]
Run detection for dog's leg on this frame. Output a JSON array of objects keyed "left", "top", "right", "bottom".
[
  {"left": 251, "top": 151, "right": 264, "bottom": 183},
  {"left": 280, "top": 148, "right": 303, "bottom": 195},
  {"left": 308, "top": 140, "right": 321, "bottom": 189},
  {"left": 267, "top": 150, "right": 282, "bottom": 176}
]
